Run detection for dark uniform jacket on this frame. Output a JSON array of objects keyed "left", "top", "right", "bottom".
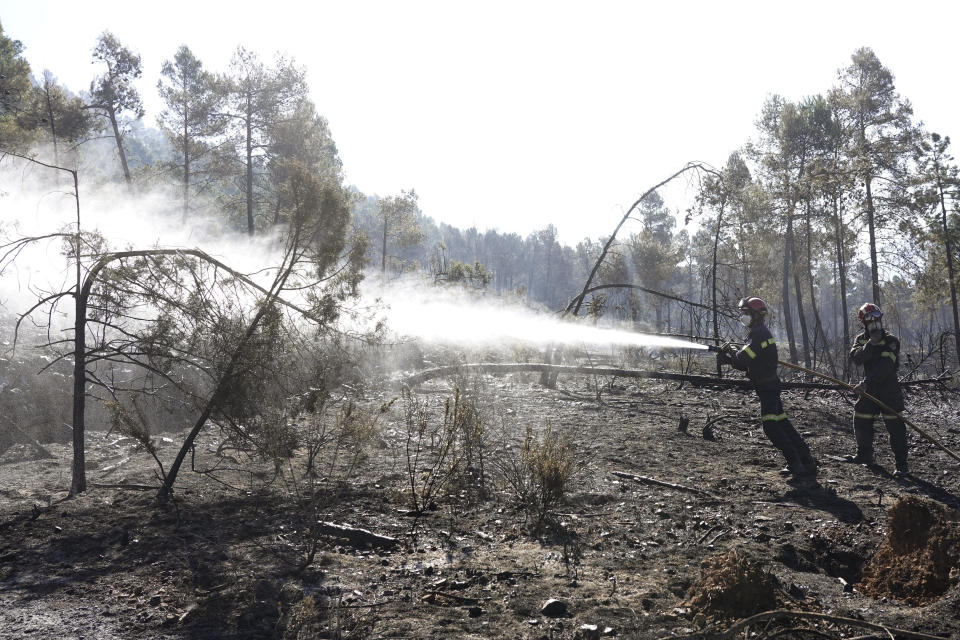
[
  {"left": 850, "top": 329, "right": 901, "bottom": 395},
  {"left": 730, "top": 323, "right": 779, "bottom": 390}
]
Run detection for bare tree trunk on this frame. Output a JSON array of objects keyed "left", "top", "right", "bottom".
[
  {"left": 781, "top": 203, "right": 799, "bottom": 364},
  {"left": 107, "top": 106, "right": 131, "bottom": 184},
  {"left": 182, "top": 96, "right": 190, "bottom": 223},
  {"left": 69, "top": 169, "right": 85, "bottom": 496},
  {"left": 833, "top": 194, "right": 851, "bottom": 378},
  {"left": 381, "top": 214, "right": 388, "bottom": 274},
  {"left": 865, "top": 174, "right": 881, "bottom": 303},
  {"left": 793, "top": 270, "right": 811, "bottom": 369},
  {"left": 42, "top": 76, "right": 60, "bottom": 170},
  {"left": 245, "top": 93, "right": 255, "bottom": 235},
  {"left": 935, "top": 163, "right": 960, "bottom": 367},
  {"left": 554, "top": 163, "right": 714, "bottom": 389},
  {"left": 711, "top": 199, "right": 725, "bottom": 377},
  {"left": 804, "top": 199, "right": 833, "bottom": 374}
]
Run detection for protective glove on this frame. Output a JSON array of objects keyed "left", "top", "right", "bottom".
[{"left": 852, "top": 380, "right": 866, "bottom": 395}]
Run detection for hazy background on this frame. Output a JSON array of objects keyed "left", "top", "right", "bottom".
[{"left": 5, "top": 0, "right": 959, "bottom": 243}]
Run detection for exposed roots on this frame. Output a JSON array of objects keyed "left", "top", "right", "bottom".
[{"left": 858, "top": 495, "right": 960, "bottom": 605}]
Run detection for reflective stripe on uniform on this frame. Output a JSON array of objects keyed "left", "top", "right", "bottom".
[
  {"left": 881, "top": 351, "right": 897, "bottom": 362},
  {"left": 855, "top": 412, "right": 879, "bottom": 420},
  {"left": 744, "top": 339, "right": 773, "bottom": 360},
  {"left": 761, "top": 413, "right": 788, "bottom": 422},
  {"left": 882, "top": 413, "right": 901, "bottom": 420}
]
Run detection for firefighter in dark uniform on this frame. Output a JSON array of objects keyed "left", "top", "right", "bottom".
[
  {"left": 717, "top": 297, "right": 817, "bottom": 479},
  {"left": 845, "top": 303, "right": 909, "bottom": 476}
]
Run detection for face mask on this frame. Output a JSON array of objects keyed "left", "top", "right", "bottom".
[
  {"left": 866, "top": 319, "right": 883, "bottom": 336},
  {"left": 739, "top": 314, "right": 753, "bottom": 327}
]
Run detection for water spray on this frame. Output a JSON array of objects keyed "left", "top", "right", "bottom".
[{"left": 380, "top": 287, "right": 960, "bottom": 467}]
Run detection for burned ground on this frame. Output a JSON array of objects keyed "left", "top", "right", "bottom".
[{"left": 1, "top": 371, "right": 960, "bottom": 639}]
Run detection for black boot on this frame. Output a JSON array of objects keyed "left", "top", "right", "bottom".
[
  {"left": 843, "top": 421, "right": 874, "bottom": 465},
  {"left": 763, "top": 423, "right": 807, "bottom": 477},
  {"left": 885, "top": 417, "right": 909, "bottom": 476},
  {"left": 783, "top": 425, "right": 817, "bottom": 476}
]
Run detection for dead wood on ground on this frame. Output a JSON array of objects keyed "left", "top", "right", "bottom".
[
  {"left": 400, "top": 362, "right": 950, "bottom": 392},
  {"left": 314, "top": 521, "right": 399, "bottom": 549},
  {"left": 611, "top": 470, "right": 714, "bottom": 497}
]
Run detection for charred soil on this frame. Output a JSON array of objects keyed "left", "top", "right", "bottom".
[{"left": 2, "top": 372, "right": 960, "bottom": 639}]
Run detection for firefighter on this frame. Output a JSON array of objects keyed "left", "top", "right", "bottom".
[
  {"left": 717, "top": 297, "right": 817, "bottom": 480},
  {"left": 845, "top": 303, "right": 909, "bottom": 477}
]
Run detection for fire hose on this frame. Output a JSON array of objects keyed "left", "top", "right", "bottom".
[{"left": 707, "top": 344, "right": 960, "bottom": 466}]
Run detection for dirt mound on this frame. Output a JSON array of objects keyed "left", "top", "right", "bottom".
[
  {"left": 685, "top": 550, "right": 779, "bottom": 618},
  {"left": 859, "top": 495, "right": 960, "bottom": 605}
]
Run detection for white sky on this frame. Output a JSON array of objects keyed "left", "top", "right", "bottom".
[{"left": 3, "top": 1, "right": 959, "bottom": 244}]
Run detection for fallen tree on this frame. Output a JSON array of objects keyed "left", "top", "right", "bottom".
[{"left": 399, "top": 362, "right": 951, "bottom": 391}]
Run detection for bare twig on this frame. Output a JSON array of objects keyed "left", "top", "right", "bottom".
[
  {"left": 718, "top": 610, "right": 948, "bottom": 640},
  {"left": 314, "top": 521, "right": 399, "bottom": 549},
  {"left": 611, "top": 470, "right": 713, "bottom": 496}
]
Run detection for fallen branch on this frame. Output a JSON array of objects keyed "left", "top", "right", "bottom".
[
  {"left": 421, "top": 591, "right": 479, "bottom": 606},
  {"left": 401, "top": 363, "right": 838, "bottom": 390},
  {"left": 99, "top": 457, "right": 131, "bottom": 475},
  {"left": 694, "top": 524, "right": 723, "bottom": 545},
  {"left": 611, "top": 470, "right": 713, "bottom": 496},
  {"left": 568, "top": 162, "right": 717, "bottom": 318},
  {"left": 401, "top": 363, "right": 738, "bottom": 388},
  {"left": 314, "top": 521, "right": 399, "bottom": 549},
  {"left": 401, "top": 362, "right": 951, "bottom": 392},
  {"left": 565, "top": 283, "right": 736, "bottom": 319},
  {"left": 720, "top": 609, "right": 949, "bottom": 640},
  {"left": 90, "top": 482, "right": 156, "bottom": 491}
]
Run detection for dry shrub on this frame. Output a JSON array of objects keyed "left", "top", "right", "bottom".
[
  {"left": 524, "top": 425, "right": 575, "bottom": 513},
  {"left": 300, "top": 398, "right": 388, "bottom": 479},
  {"left": 283, "top": 594, "right": 374, "bottom": 640},
  {"left": 859, "top": 495, "right": 960, "bottom": 605},
  {"left": 497, "top": 424, "right": 576, "bottom": 532},
  {"left": 402, "top": 389, "right": 467, "bottom": 513},
  {"left": 685, "top": 550, "right": 779, "bottom": 618}
]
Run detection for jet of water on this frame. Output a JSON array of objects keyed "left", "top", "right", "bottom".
[{"left": 373, "top": 283, "right": 709, "bottom": 351}]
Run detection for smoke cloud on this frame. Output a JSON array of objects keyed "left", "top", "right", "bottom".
[{"left": 2, "top": 161, "right": 705, "bottom": 361}]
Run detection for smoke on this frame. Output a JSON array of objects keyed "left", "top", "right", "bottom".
[
  {"left": 2, "top": 159, "right": 705, "bottom": 363},
  {"left": 0, "top": 161, "right": 288, "bottom": 339}
]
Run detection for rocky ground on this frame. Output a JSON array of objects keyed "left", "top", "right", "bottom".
[{"left": 1, "top": 368, "right": 960, "bottom": 639}]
